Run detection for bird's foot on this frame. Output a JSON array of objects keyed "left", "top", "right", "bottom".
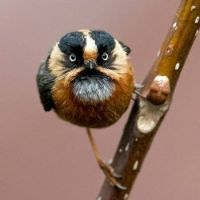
[
  {"left": 132, "top": 83, "right": 146, "bottom": 100},
  {"left": 98, "top": 159, "right": 127, "bottom": 190}
]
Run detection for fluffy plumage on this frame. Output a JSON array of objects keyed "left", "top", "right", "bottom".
[{"left": 37, "top": 30, "right": 134, "bottom": 128}]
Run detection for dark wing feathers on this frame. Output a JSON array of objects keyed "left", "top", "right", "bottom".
[
  {"left": 119, "top": 41, "right": 131, "bottom": 55},
  {"left": 36, "top": 58, "right": 55, "bottom": 111}
]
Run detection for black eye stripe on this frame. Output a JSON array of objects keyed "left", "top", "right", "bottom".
[
  {"left": 58, "top": 32, "right": 86, "bottom": 55},
  {"left": 90, "top": 31, "right": 116, "bottom": 54},
  {"left": 58, "top": 32, "right": 86, "bottom": 68},
  {"left": 57, "top": 30, "right": 119, "bottom": 69}
]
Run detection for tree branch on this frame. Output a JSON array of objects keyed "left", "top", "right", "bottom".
[{"left": 97, "top": 0, "right": 200, "bottom": 199}]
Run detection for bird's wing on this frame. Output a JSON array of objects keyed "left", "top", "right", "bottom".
[{"left": 36, "top": 57, "right": 55, "bottom": 111}]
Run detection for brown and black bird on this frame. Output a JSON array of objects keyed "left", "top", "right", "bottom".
[{"left": 36, "top": 30, "right": 134, "bottom": 189}]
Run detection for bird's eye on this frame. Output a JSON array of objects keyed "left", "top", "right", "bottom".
[
  {"left": 101, "top": 52, "right": 109, "bottom": 61},
  {"left": 69, "top": 53, "right": 77, "bottom": 62}
]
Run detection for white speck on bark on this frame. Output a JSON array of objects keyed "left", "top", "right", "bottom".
[
  {"left": 133, "top": 160, "right": 139, "bottom": 171},
  {"left": 119, "top": 148, "right": 123, "bottom": 153},
  {"left": 125, "top": 143, "right": 130, "bottom": 151},
  {"left": 123, "top": 193, "right": 129, "bottom": 200},
  {"left": 195, "top": 16, "right": 200, "bottom": 24},
  {"left": 175, "top": 63, "right": 180, "bottom": 71},
  {"left": 108, "top": 159, "right": 113, "bottom": 165},
  {"left": 191, "top": 5, "right": 196, "bottom": 11},
  {"left": 173, "top": 22, "right": 178, "bottom": 30}
]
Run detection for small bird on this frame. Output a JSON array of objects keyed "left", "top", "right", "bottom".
[{"left": 36, "top": 30, "right": 134, "bottom": 189}]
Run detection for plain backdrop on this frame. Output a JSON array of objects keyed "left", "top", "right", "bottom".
[{"left": 0, "top": 0, "right": 200, "bottom": 199}]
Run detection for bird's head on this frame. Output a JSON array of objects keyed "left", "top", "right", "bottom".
[{"left": 48, "top": 30, "right": 132, "bottom": 103}]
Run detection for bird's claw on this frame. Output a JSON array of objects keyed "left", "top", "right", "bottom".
[
  {"left": 99, "top": 160, "right": 127, "bottom": 190},
  {"left": 132, "top": 83, "right": 146, "bottom": 100}
]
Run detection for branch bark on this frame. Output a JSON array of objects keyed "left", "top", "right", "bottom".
[{"left": 97, "top": 0, "right": 200, "bottom": 199}]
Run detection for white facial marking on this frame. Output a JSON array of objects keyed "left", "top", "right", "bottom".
[
  {"left": 112, "top": 40, "right": 127, "bottom": 68},
  {"left": 72, "top": 74, "right": 115, "bottom": 102},
  {"left": 78, "top": 29, "right": 90, "bottom": 34},
  {"left": 84, "top": 35, "right": 97, "bottom": 54}
]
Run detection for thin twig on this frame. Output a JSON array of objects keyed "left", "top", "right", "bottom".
[{"left": 97, "top": 0, "right": 200, "bottom": 199}]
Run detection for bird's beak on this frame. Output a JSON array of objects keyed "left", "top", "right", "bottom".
[{"left": 84, "top": 60, "right": 97, "bottom": 69}]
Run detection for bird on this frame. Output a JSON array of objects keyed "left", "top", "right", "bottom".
[{"left": 36, "top": 29, "right": 134, "bottom": 189}]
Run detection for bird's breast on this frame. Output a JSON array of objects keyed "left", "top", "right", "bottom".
[{"left": 51, "top": 69, "right": 134, "bottom": 128}]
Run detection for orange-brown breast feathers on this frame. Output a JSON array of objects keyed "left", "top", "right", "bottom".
[
  {"left": 48, "top": 30, "right": 134, "bottom": 128},
  {"left": 51, "top": 59, "right": 134, "bottom": 128}
]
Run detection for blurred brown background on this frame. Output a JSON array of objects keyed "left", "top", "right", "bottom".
[{"left": 0, "top": 0, "right": 200, "bottom": 199}]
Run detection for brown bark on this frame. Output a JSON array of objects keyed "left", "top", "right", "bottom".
[{"left": 97, "top": 0, "right": 200, "bottom": 199}]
